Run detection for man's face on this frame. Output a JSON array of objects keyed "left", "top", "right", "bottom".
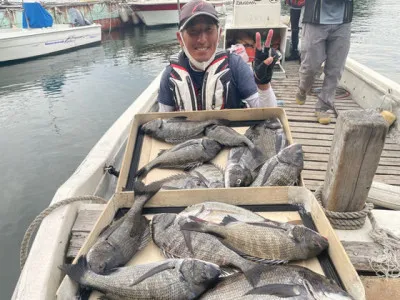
[{"left": 177, "top": 16, "right": 220, "bottom": 63}]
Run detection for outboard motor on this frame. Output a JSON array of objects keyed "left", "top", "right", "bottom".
[{"left": 68, "top": 8, "right": 92, "bottom": 26}]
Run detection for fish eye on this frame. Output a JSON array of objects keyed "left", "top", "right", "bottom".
[
  {"left": 236, "top": 179, "right": 241, "bottom": 185},
  {"left": 99, "top": 262, "right": 107, "bottom": 271}
]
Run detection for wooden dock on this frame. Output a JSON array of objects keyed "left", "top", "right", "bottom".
[
  {"left": 276, "top": 61, "right": 400, "bottom": 192},
  {"left": 65, "top": 61, "right": 400, "bottom": 299}
]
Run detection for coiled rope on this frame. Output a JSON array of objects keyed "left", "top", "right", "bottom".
[
  {"left": 314, "top": 185, "right": 374, "bottom": 230},
  {"left": 314, "top": 185, "right": 400, "bottom": 277},
  {"left": 20, "top": 195, "right": 107, "bottom": 270}
]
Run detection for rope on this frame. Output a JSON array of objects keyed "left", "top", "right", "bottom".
[
  {"left": 20, "top": 195, "right": 107, "bottom": 270},
  {"left": 314, "top": 184, "right": 400, "bottom": 277},
  {"left": 368, "top": 213, "right": 400, "bottom": 278},
  {"left": 314, "top": 185, "right": 373, "bottom": 230}
]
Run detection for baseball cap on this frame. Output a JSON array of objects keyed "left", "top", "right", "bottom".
[{"left": 179, "top": 0, "right": 219, "bottom": 31}]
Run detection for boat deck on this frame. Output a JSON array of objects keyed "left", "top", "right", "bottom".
[
  {"left": 276, "top": 61, "right": 400, "bottom": 192},
  {"left": 65, "top": 61, "right": 400, "bottom": 299}
]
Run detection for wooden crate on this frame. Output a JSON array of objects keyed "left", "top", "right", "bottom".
[
  {"left": 56, "top": 186, "right": 365, "bottom": 300},
  {"left": 116, "top": 107, "right": 304, "bottom": 193}
]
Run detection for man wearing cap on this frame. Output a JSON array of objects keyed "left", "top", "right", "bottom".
[{"left": 157, "top": 0, "right": 279, "bottom": 112}]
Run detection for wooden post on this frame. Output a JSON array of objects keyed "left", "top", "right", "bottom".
[{"left": 321, "top": 109, "right": 388, "bottom": 212}]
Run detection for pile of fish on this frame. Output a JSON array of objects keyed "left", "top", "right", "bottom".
[
  {"left": 134, "top": 116, "right": 304, "bottom": 188},
  {"left": 61, "top": 191, "right": 354, "bottom": 299}
]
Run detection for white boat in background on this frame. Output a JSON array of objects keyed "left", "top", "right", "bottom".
[
  {"left": 0, "top": 24, "right": 102, "bottom": 63},
  {"left": 0, "top": 1, "right": 101, "bottom": 63},
  {"left": 11, "top": 0, "right": 400, "bottom": 299},
  {"left": 129, "top": 0, "right": 225, "bottom": 26}
]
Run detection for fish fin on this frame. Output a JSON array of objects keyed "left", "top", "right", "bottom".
[
  {"left": 157, "top": 149, "right": 168, "bottom": 156},
  {"left": 243, "top": 136, "right": 255, "bottom": 149},
  {"left": 220, "top": 215, "right": 238, "bottom": 225},
  {"left": 161, "top": 249, "right": 181, "bottom": 259},
  {"left": 183, "top": 162, "right": 203, "bottom": 171},
  {"left": 220, "top": 267, "right": 239, "bottom": 277},
  {"left": 245, "top": 221, "right": 286, "bottom": 231},
  {"left": 59, "top": 256, "right": 88, "bottom": 283},
  {"left": 167, "top": 116, "right": 188, "bottom": 122},
  {"left": 180, "top": 219, "right": 225, "bottom": 239},
  {"left": 190, "top": 170, "right": 209, "bottom": 186},
  {"left": 133, "top": 180, "right": 163, "bottom": 195},
  {"left": 241, "top": 263, "right": 265, "bottom": 287},
  {"left": 134, "top": 166, "right": 149, "bottom": 179},
  {"left": 215, "top": 118, "right": 230, "bottom": 126},
  {"left": 182, "top": 230, "right": 194, "bottom": 255},
  {"left": 244, "top": 124, "right": 257, "bottom": 139},
  {"left": 132, "top": 180, "right": 151, "bottom": 194},
  {"left": 165, "top": 137, "right": 190, "bottom": 144},
  {"left": 129, "top": 214, "right": 148, "bottom": 238},
  {"left": 245, "top": 283, "right": 303, "bottom": 297},
  {"left": 137, "top": 223, "right": 151, "bottom": 251},
  {"left": 210, "top": 162, "right": 225, "bottom": 173},
  {"left": 98, "top": 216, "right": 125, "bottom": 239},
  {"left": 241, "top": 254, "right": 288, "bottom": 265},
  {"left": 129, "top": 261, "right": 176, "bottom": 286},
  {"left": 161, "top": 185, "right": 180, "bottom": 190},
  {"left": 133, "top": 174, "right": 187, "bottom": 194}
]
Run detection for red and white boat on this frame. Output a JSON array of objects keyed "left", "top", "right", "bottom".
[{"left": 129, "top": 0, "right": 225, "bottom": 26}]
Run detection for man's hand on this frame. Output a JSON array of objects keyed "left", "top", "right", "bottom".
[{"left": 253, "top": 29, "right": 280, "bottom": 86}]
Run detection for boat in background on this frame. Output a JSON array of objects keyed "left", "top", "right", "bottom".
[
  {"left": 0, "top": 1, "right": 101, "bottom": 63},
  {"left": 129, "top": 0, "right": 225, "bottom": 26},
  {"left": 0, "top": 1, "right": 127, "bottom": 31}
]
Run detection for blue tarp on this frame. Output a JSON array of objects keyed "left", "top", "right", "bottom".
[{"left": 22, "top": 2, "right": 53, "bottom": 29}]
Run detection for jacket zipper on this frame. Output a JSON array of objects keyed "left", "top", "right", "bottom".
[
  {"left": 186, "top": 76, "right": 197, "bottom": 111},
  {"left": 201, "top": 73, "right": 208, "bottom": 110}
]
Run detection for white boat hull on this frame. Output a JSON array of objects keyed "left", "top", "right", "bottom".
[
  {"left": 0, "top": 24, "right": 102, "bottom": 63},
  {"left": 131, "top": 0, "right": 225, "bottom": 26},
  {"left": 135, "top": 9, "right": 182, "bottom": 26}
]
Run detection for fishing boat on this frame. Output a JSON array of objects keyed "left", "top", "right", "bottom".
[
  {"left": 12, "top": 0, "right": 400, "bottom": 299},
  {"left": 129, "top": 0, "right": 225, "bottom": 26},
  {"left": 0, "top": 1, "right": 101, "bottom": 63}
]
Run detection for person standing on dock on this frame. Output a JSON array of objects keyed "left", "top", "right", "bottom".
[
  {"left": 285, "top": 0, "right": 304, "bottom": 61},
  {"left": 296, "top": 0, "right": 353, "bottom": 125},
  {"left": 157, "top": 0, "right": 279, "bottom": 112}
]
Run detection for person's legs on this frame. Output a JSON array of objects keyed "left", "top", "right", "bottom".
[
  {"left": 287, "top": 8, "right": 301, "bottom": 61},
  {"left": 297, "top": 23, "right": 328, "bottom": 105},
  {"left": 317, "top": 23, "right": 351, "bottom": 112}
]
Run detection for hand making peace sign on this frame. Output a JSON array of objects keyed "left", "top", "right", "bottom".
[{"left": 253, "top": 29, "right": 280, "bottom": 85}]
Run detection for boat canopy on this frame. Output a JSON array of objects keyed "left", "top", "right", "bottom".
[{"left": 22, "top": 1, "right": 53, "bottom": 29}]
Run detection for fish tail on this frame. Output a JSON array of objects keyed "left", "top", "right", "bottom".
[
  {"left": 241, "top": 262, "right": 265, "bottom": 287},
  {"left": 134, "top": 166, "right": 148, "bottom": 179},
  {"left": 180, "top": 220, "right": 207, "bottom": 233},
  {"left": 134, "top": 174, "right": 192, "bottom": 194},
  {"left": 180, "top": 218, "right": 225, "bottom": 238},
  {"left": 215, "top": 119, "right": 231, "bottom": 126},
  {"left": 133, "top": 179, "right": 160, "bottom": 194},
  {"left": 59, "top": 256, "right": 88, "bottom": 283}
]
